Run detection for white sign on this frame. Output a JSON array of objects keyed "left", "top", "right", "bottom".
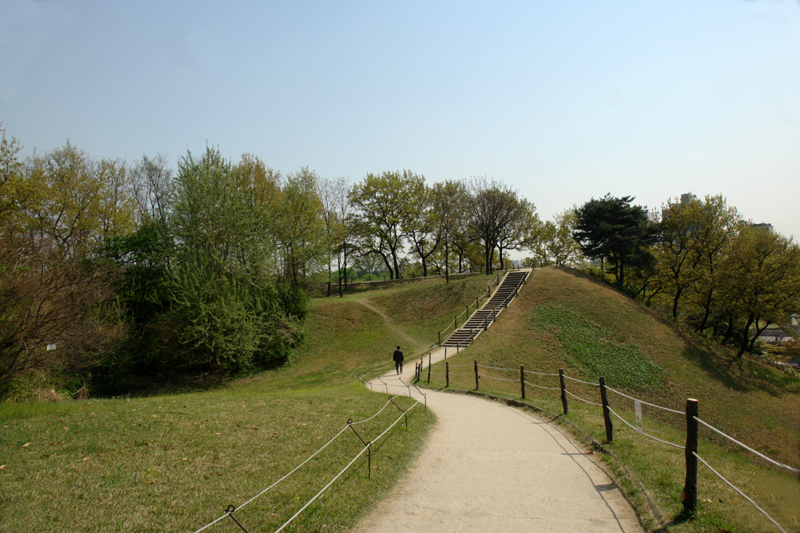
[
  {"left": 634, "top": 400, "right": 643, "bottom": 433},
  {"left": 46, "top": 343, "right": 57, "bottom": 351}
]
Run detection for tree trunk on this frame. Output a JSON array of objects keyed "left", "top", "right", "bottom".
[
  {"left": 736, "top": 314, "right": 755, "bottom": 357},
  {"left": 445, "top": 236, "right": 450, "bottom": 284},
  {"left": 672, "top": 286, "right": 683, "bottom": 319}
]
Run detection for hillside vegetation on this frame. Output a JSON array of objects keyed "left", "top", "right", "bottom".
[
  {"left": 0, "top": 273, "right": 491, "bottom": 532},
  {"left": 428, "top": 267, "right": 799, "bottom": 533}
]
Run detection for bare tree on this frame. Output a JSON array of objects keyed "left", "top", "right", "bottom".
[{"left": 131, "top": 153, "right": 174, "bottom": 223}]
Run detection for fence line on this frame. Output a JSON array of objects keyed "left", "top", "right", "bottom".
[
  {"left": 523, "top": 380, "right": 561, "bottom": 391},
  {"left": 414, "top": 358, "right": 797, "bottom": 532},
  {"left": 477, "top": 364, "right": 516, "bottom": 372},
  {"left": 694, "top": 416, "right": 800, "bottom": 476},
  {"left": 273, "top": 403, "right": 418, "bottom": 533},
  {"left": 606, "top": 386, "right": 685, "bottom": 415},
  {"left": 693, "top": 452, "right": 788, "bottom": 533},
  {"left": 562, "top": 375, "right": 599, "bottom": 387},
  {"left": 349, "top": 397, "right": 394, "bottom": 426},
  {"left": 523, "top": 369, "right": 560, "bottom": 377},
  {"left": 564, "top": 389, "right": 602, "bottom": 407},
  {"left": 478, "top": 373, "right": 518, "bottom": 383},
  {"left": 607, "top": 407, "right": 684, "bottom": 450},
  {"left": 193, "top": 398, "right": 417, "bottom": 533}
]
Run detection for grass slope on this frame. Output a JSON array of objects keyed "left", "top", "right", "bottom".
[
  {"left": 0, "top": 274, "right": 494, "bottom": 532},
  {"left": 426, "top": 267, "right": 799, "bottom": 533}
]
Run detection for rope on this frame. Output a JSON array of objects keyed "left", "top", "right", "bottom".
[
  {"left": 273, "top": 446, "right": 370, "bottom": 533},
  {"left": 193, "top": 424, "right": 351, "bottom": 533},
  {"left": 564, "top": 389, "right": 602, "bottom": 407},
  {"left": 693, "top": 416, "right": 800, "bottom": 475},
  {"left": 562, "top": 375, "right": 599, "bottom": 386},
  {"left": 446, "top": 364, "right": 473, "bottom": 368},
  {"left": 448, "top": 372, "right": 475, "bottom": 377},
  {"left": 272, "top": 402, "right": 418, "bottom": 533},
  {"left": 523, "top": 369, "right": 560, "bottom": 377},
  {"left": 349, "top": 398, "right": 393, "bottom": 426},
  {"left": 693, "top": 452, "right": 788, "bottom": 533},
  {"left": 477, "top": 364, "right": 515, "bottom": 371},
  {"left": 605, "top": 387, "right": 684, "bottom": 415},
  {"left": 193, "top": 397, "right": 413, "bottom": 533},
  {"left": 607, "top": 407, "right": 684, "bottom": 450},
  {"left": 478, "top": 373, "right": 518, "bottom": 383},
  {"left": 523, "top": 380, "right": 561, "bottom": 391}
]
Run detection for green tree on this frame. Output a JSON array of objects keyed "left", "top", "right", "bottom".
[
  {"left": 432, "top": 179, "right": 468, "bottom": 282},
  {"left": 718, "top": 226, "right": 800, "bottom": 357},
  {"left": 350, "top": 171, "right": 418, "bottom": 279},
  {"left": 683, "top": 196, "right": 741, "bottom": 332},
  {"left": 529, "top": 209, "right": 581, "bottom": 268},
  {"left": 573, "top": 194, "right": 659, "bottom": 288},
  {"left": 167, "top": 148, "right": 301, "bottom": 373},
  {"left": 407, "top": 178, "right": 443, "bottom": 277},
  {"left": 275, "top": 167, "right": 326, "bottom": 288}
]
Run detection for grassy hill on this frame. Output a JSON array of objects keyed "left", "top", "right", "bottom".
[
  {"left": 2, "top": 268, "right": 797, "bottom": 532},
  {"left": 0, "top": 273, "right": 492, "bottom": 533},
  {"left": 426, "top": 267, "right": 800, "bottom": 533}
]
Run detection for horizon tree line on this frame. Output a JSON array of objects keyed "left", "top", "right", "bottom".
[{"left": 1, "top": 125, "right": 797, "bottom": 397}]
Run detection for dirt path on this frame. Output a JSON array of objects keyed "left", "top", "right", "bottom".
[
  {"left": 355, "top": 354, "right": 644, "bottom": 532},
  {"left": 356, "top": 299, "right": 418, "bottom": 349}
]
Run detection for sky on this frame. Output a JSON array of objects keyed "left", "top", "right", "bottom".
[{"left": 2, "top": 0, "right": 799, "bottom": 238}]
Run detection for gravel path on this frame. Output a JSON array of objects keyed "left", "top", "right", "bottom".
[{"left": 355, "top": 349, "right": 644, "bottom": 533}]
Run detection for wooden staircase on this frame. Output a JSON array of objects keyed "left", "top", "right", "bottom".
[{"left": 442, "top": 270, "right": 529, "bottom": 349}]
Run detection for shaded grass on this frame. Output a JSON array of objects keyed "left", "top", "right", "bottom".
[{"left": 421, "top": 266, "right": 800, "bottom": 533}]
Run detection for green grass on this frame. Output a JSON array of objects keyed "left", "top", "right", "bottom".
[
  {"left": 0, "top": 273, "right": 496, "bottom": 532},
  {"left": 421, "top": 266, "right": 800, "bottom": 533}
]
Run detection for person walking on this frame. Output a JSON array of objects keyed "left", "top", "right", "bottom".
[{"left": 393, "top": 346, "right": 404, "bottom": 375}]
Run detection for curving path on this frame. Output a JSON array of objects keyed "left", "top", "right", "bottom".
[{"left": 355, "top": 349, "right": 644, "bottom": 533}]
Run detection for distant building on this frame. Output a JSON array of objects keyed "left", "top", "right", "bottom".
[
  {"left": 680, "top": 193, "right": 696, "bottom": 205},
  {"left": 750, "top": 222, "right": 774, "bottom": 234}
]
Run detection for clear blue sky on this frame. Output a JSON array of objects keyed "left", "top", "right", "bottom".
[{"left": 2, "top": 0, "right": 799, "bottom": 238}]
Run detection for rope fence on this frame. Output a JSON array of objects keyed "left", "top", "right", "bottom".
[
  {"left": 413, "top": 358, "right": 798, "bottom": 532},
  {"left": 693, "top": 452, "right": 788, "bottom": 533},
  {"left": 565, "top": 389, "right": 602, "bottom": 407},
  {"left": 607, "top": 406, "right": 684, "bottom": 450},
  {"left": 193, "top": 397, "right": 420, "bottom": 533},
  {"left": 693, "top": 416, "right": 800, "bottom": 476}
]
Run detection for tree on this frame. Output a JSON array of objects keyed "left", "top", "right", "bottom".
[
  {"left": 466, "top": 177, "right": 523, "bottom": 275},
  {"left": 275, "top": 167, "right": 326, "bottom": 288},
  {"left": 0, "top": 132, "right": 125, "bottom": 393},
  {"left": 432, "top": 180, "right": 469, "bottom": 282},
  {"left": 683, "top": 196, "right": 740, "bottom": 332},
  {"left": 718, "top": 226, "right": 800, "bottom": 357},
  {"left": 406, "top": 179, "right": 442, "bottom": 277},
  {"left": 496, "top": 197, "right": 537, "bottom": 270},
  {"left": 167, "top": 147, "right": 302, "bottom": 373},
  {"left": 131, "top": 153, "right": 174, "bottom": 223},
  {"left": 573, "top": 194, "right": 659, "bottom": 288},
  {"left": 317, "top": 176, "right": 352, "bottom": 296},
  {"left": 656, "top": 197, "right": 704, "bottom": 318},
  {"left": 349, "top": 171, "right": 419, "bottom": 279}
]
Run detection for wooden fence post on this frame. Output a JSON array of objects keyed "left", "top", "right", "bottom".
[
  {"left": 520, "top": 365, "right": 525, "bottom": 399},
  {"left": 446, "top": 362, "right": 450, "bottom": 388},
  {"left": 444, "top": 347, "right": 447, "bottom": 359},
  {"left": 474, "top": 360, "right": 479, "bottom": 390},
  {"left": 682, "top": 399, "right": 699, "bottom": 514},
  {"left": 559, "top": 368, "right": 569, "bottom": 415},
  {"left": 599, "top": 376, "right": 613, "bottom": 442},
  {"left": 427, "top": 354, "right": 431, "bottom": 385}
]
